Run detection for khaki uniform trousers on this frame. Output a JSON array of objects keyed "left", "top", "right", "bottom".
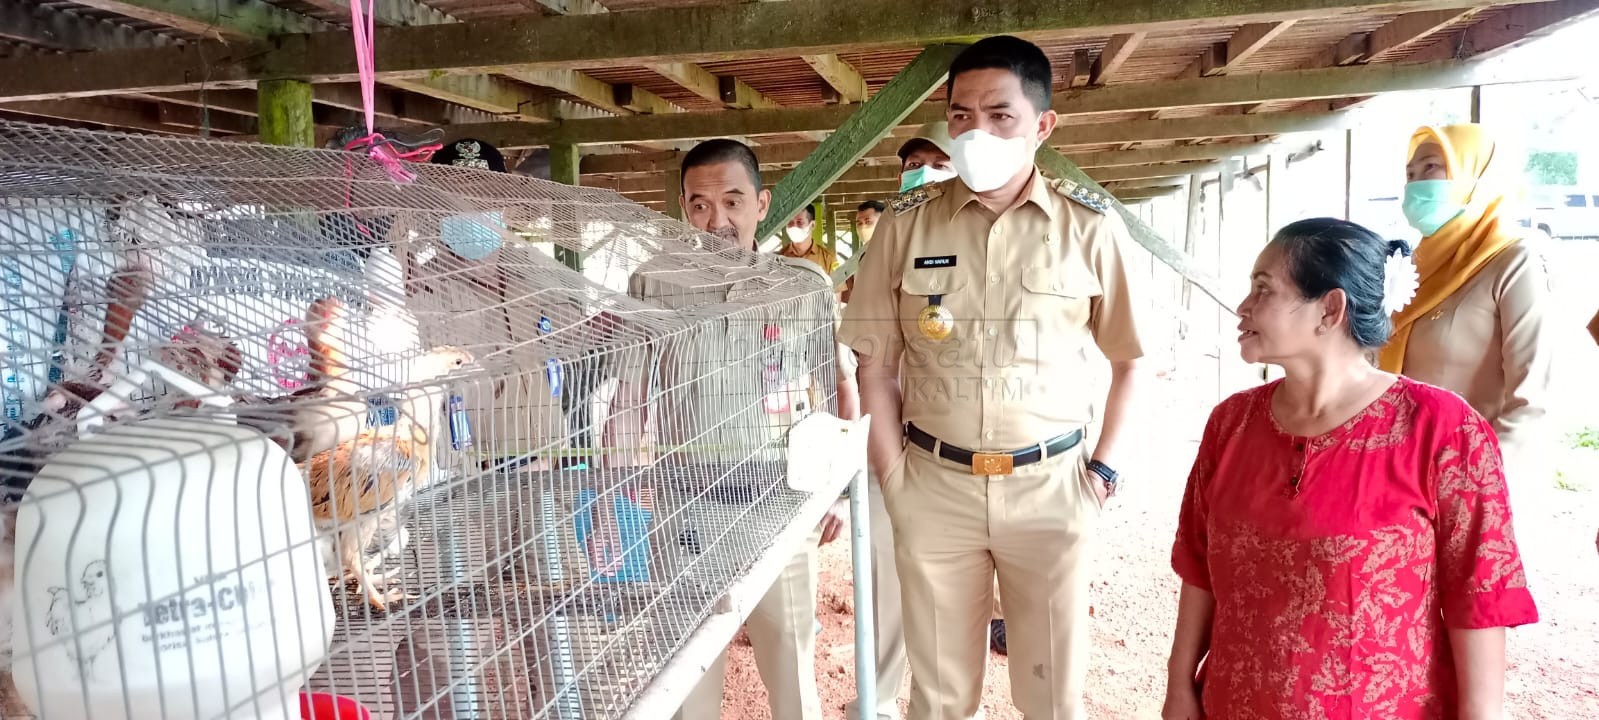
[
  {"left": 846, "top": 472, "right": 1005, "bottom": 720},
  {"left": 674, "top": 531, "right": 823, "bottom": 720},
  {"left": 884, "top": 443, "right": 1101, "bottom": 720}
]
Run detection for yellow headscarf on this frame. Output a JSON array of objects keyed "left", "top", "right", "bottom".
[{"left": 1378, "top": 124, "right": 1521, "bottom": 372}]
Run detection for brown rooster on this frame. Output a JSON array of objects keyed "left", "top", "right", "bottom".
[{"left": 300, "top": 337, "right": 474, "bottom": 613}]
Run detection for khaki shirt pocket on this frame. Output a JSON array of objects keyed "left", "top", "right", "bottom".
[
  {"left": 1019, "top": 264, "right": 1099, "bottom": 350},
  {"left": 899, "top": 266, "right": 970, "bottom": 349}
]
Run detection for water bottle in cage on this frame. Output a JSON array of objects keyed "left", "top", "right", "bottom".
[
  {"left": 448, "top": 393, "right": 473, "bottom": 451},
  {"left": 762, "top": 324, "right": 788, "bottom": 414}
]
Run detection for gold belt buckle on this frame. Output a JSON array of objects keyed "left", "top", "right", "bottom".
[{"left": 971, "top": 452, "right": 1014, "bottom": 476}]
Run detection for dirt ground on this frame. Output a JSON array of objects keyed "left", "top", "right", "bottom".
[{"left": 717, "top": 242, "right": 1599, "bottom": 720}]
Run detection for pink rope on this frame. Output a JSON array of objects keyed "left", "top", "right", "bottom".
[
  {"left": 349, "top": 0, "right": 378, "bottom": 136},
  {"left": 345, "top": 0, "right": 443, "bottom": 184}
]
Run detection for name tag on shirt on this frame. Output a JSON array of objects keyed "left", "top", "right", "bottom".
[{"left": 913, "top": 255, "right": 957, "bottom": 269}]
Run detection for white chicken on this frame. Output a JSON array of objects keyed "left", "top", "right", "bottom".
[{"left": 43, "top": 560, "right": 115, "bottom": 681}]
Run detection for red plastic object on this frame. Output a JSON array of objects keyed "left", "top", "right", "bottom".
[{"left": 300, "top": 693, "right": 372, "bottom": 720}]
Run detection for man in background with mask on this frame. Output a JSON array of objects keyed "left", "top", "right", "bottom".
[
  {"left": 896, "top": 123, "right": 958, "bottom": 192},
  {"left": 854, "top": 201, "right": 885, "bottom": 245},
  {"left": 606, "top": 138, "right": 843, "bottom": 720},
  {"left": 780, "top": 204, "right": 839, "bottom": 274},
  {"left": 839, "top": 36, "right": 1147, "bottom": 720}
]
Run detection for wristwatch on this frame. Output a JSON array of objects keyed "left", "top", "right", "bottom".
[{"left": 1086, "top": 459, "right": 1119, "bottom": 497}]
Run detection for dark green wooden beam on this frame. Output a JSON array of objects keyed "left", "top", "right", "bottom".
[
  {"left": 0, "top": 0, "right": 1543, "bottom": 100},
  {"left": 1033, "top": 146, "right": 1231, "bottom": 312},
  {"left": 447, "top": 107, "right": 1349, "bottom": 150},
  {"left": 755, "top": 44, "right": 962, "bottom": 242}
]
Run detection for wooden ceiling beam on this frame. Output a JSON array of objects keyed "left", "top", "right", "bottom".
[
  {"left": 0, "top": 0, "right": 1559, "bottom": 98},
  {"left": 0, "top": 0, "right": 464, "bottom": 128},
  {"left": 154, "top": 102, "right": 256, "bottom": 133},
  {"left": 0, "top": 0, "right": 171, "bottom": 50},
  {"left": 438, "top": 57, "right": 1577, "bottom": 147},
  {"left": 1065, "top": 142, "right": 1274, "bottom": 168},
  {"left": 1090, "top": 32, "right": 1145, "bottom": 85},
  {"left": 1218, "top": 21, "right": 1297, "bottom": 72},
  {"left": 458, "top": 108, "right": 1350, "bottom": 150},
  {"left": 530, "top": 0, "right": 781, "bottom": 118},
  {"left": 1113, "top": 184, "right": 1185, "bottom": 200},
  {"left": 1170, "top": 20, "right": 1294, "bottom": 84},
  {"left": 1283, "top": 0, "right": 1599, "bottom": 115},
  {"left": 593, "top": 160, "right": 1217, "bottom": 193},
  {"left": 579, "top": 138, "right": 907, "bottom": 174},
  {"left": 1407, "top": 0, "right": 1599, "bottom": 63},
  {"left": 804, "top": 54, "right": 870, "bottom": 103},
  {"left": 1365, "top": 8, "right": 1480, "bottom": 63},
  {"left": 1069, "top": 49, "right": 1092, "bottom": 88},
  {"left": 59, "top": 0, "right": 547, "bottom": 117},
  {"left": 1090, "top": 161, "right": 1223, "bottom": 181},
  {"left": 1, "top": 98, "right": 177, "bottom": 134},
  {"left": 759, "top": 44, "right": 961, "bottom": 240}
]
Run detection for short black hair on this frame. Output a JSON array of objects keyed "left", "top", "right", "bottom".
[
  {"left": 896, "top": 138, "right": 941, "bottom": 166},
  {"left": 947, "top": 36, "right": 1054, "bottom": 116},
  {"left": 857, "top": 200, "right": 886, "bottom": 213},
  {"left": 798, "top": 204, "right": 816, "bottom": 223},
  {"left": 1272, "top": 218, "right": 1411, "bottom": 350},
  {"left": 681, "top": 138, "right": 762, "bottom": 189}
]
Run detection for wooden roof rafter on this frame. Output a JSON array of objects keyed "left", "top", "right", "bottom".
[
  {"left": 0, "top": 0, "right": 1593, "bottom": 171},
  {"left": 0, "top": 0, "right": 1575, "bottom": 100}
]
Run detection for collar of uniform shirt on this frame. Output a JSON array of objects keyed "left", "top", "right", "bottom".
[{"left": 947, "top": 168, "right": 1059, "bottom": 222}]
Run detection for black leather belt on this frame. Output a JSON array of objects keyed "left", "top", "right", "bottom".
[{"left": 906, "top": 423, "right": 1083, "bottom": 475}]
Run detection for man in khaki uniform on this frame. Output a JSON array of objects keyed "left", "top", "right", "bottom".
[
  {"left": 838, "top": 36, "right": 1146, "bottom": 720},
  {"left": 780, "top": 205, "right": 839, "bottom": 275},
  {"left": 604, "top": 138, "right": 845, "bottom": 720}
]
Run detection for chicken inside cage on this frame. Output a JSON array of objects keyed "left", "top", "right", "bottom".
[{"left": 0, "top": 120, "right": 862, "bottom": 720}]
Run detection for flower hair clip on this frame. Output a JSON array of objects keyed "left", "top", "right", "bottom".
[{"left": 1382, "top": 246, "right": 1419, "bottom": 315}]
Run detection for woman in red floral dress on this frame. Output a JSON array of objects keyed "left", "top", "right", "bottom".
[{"left": 1162, "top": 218, "right": 1538, "bottom": 720}]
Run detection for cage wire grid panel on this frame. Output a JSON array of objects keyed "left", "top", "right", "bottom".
[{"left": 0, "top": 119, "right": 853, "bottom": 720}]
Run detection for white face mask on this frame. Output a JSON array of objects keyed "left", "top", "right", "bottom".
[
  {"left": 784, "top": 226, "right": 810, "bottom": 243},
  {"left": 948, "top": 129, "right": 1034, "bottom": 193}
]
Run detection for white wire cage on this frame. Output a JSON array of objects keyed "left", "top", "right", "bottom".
[{"left": 0, "top": 120, "right": 868, "bottom": 720}]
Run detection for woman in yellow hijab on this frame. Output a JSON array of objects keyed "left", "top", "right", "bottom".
[{"left": 1383, "top": 123, "right": 1552, "bottom": 472}]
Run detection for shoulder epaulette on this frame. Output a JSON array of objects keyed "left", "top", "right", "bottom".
[
  {"left": 1052, "top": 178, "right": 1110, "bottom": 215},
  {"left": 890, "top": 182, "right": 945, "bottom": 214}
]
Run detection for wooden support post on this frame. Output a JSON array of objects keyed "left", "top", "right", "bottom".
[
  {"left": 823, "top": 201, "right": 837, "bottom": 251},
  {"left": 1343, "top": 128, "right": 1354, "bottom": 220},
  {"left": 1035, "top": 146, "right": 1230, "bottom": 311},
  {"left": 664, "top": 165, "right": 683, "bottom": 220},
  {"left": 756, "top": 44, "right": 964, "bottom": 241},
  {"left": 257, "top": 79, "right": 314, "bottom": 148},
  {"left": 811, "top": 199, "right": 826, "bottom": 246},
  {"left": 1182, "top": 173, "right": 1203, "bottom": 315},
  {"left": 1265, "top": 153, "right": 1285, "bottom": 240},
  {"left": 549, "top": 142, "right": 584, "bottom": 271},
  {"left": 1470, "top": 85, "right": 1483, "bottom": 123},
  {"left": 1215, "top": 160, "right": 1228, "bottom": 399}
]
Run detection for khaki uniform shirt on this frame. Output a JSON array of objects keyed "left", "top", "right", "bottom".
[
  {"left": 780, "top": 240, "right": 838, "bottom": 276},
  {"left": 404, "top": 242, "right": 570, "bottom": 455},
  {"left": 838, "top": 172, "right": 1145, "bottom": 451},
  {"left": 626, "top": 254, "right": 832, "bottom": 464},
  {"left": 1401, "top": 239, "right": 1552, "bottom": 464}
]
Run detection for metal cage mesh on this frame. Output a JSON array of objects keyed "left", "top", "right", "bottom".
[{"left": 0, "top": 120, "right": 842, "bottom": 719}]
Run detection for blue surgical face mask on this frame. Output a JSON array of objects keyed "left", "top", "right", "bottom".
[
  {"left": 1402, "top": 180, "right": 1466, "bottom": 237},
  {"left": 899, "top": 166, "right": 958, "bottom": 193},
  {"left": 440, "top": 210, "right": 506, "bottom": 260}
]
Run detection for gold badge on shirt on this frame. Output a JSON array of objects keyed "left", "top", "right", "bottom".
[{"left": 917, "top": 294, "right": 954, "bottom": 341}]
